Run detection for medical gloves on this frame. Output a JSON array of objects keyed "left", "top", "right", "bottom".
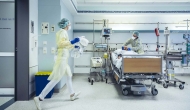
[
  {"left": 122, "top": 46, "right": 125, "bottom": 50},
  {"left": 70, "top": 38, "right": 80, "bottom": 44},
  {"left": 74, "top": 45, "right": 80, "bottom": 48},
  {"left": 122, "top": 46, "right": 131, "bottom": 51}
]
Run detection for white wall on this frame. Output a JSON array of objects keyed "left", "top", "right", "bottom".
[
  {"left": 29, "top": 0, "right": 38, "bottom": 96},
  {"left": 74, "top": 14, "right": 190, "bottom": 30},
  {"left": 77, "top": 2, "right": 190, "bottom": 12},
  {"left": 38, "top": 0, "right": 61, "bottom": 71},
  {"left": 73, "top": 14, "right": 190, "bottom": 74}
]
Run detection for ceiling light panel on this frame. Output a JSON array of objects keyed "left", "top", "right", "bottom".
[
  {"left": 76, "top": 0, "right": 84, "bottom": 1},
  {"left": 84, "top": 0, "right": 102, "bottom": 2},
  {"left": 77, "top": 0, "right": 190, "bottom": 2}
]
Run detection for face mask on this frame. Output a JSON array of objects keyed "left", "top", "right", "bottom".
[
  {"left": 68, "top": 26, "right": 71, "bottom": 30},
  {"left": 131, "top": 36, "right": 136, "bottom": 40}
]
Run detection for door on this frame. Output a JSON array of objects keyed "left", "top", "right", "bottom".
[{"left": 0, "top": 2, "right": 15, "bottom": 96}]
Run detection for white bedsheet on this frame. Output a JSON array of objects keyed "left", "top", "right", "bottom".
[
  {"left": 111, "top": 53, "right": 122, "bottom": 69},
  {"left": 113, "top": 49, "right": 137, "bottom": 55},
  {"left": 112, "top": 49, "right": 160, "bottom": 69}
]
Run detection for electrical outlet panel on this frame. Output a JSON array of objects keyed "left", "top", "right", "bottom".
[
  {"left": 43, "top": 41, "right": 47, "bottom": 45},
  {"left": 51, "top": 25, "right": 55, "bottom": 32},
  {"left": 41, "top": 22, "right": 49, "bottom": 34},
  {"left": 43, "top": 47, "right": 47, "bottom": 54},
  {"left": 31, "top": 36, "right": 37, "bottom": 50},
  {"left": 51, "top": 47, "right": 55, "bottom": 54}
]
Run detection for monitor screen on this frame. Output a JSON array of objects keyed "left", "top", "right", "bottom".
[
  {"left": 104, "top": 29, "right": 111, "bottom": 34},
  {"left": 102, "top": 28, "right": 112, "bottom": 36}
]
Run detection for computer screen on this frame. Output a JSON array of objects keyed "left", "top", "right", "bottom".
[{"left": 102, "top": 28, "right": 112, "bottom": 36}]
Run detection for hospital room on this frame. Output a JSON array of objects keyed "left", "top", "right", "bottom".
[{"left": 0, "top": 0, "right": 190, "bottom": 110}]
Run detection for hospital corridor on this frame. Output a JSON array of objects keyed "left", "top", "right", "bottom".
[{"left": 0, "top": 0, "right": 190, "bottom": 110}]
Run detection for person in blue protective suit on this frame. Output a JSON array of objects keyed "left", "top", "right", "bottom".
[
  {"left": 122, "top": 31, "right": 144, "bottom": 54},
  {"left": 34, "top": 18, "right": 80, "bottom": 110}
]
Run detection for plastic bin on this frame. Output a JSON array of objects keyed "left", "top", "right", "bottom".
[{"left": 35, "top": 71, "right": 54, "bottom": 99}]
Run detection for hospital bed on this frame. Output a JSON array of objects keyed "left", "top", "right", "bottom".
[{"left": 110, "top": 52, "right": 163, "bottom": 96}]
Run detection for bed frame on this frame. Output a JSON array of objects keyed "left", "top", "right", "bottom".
[{"left": 110, "top": 54, "right": 163, "bottom": 96}]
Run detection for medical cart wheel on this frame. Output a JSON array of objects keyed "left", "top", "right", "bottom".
[
  {"left": 163, "top": 83, "right": 168, "bottom": 88},
  {"left": 152, "top": 85, "right": 156, "bottom": 88},
  {"left": 179, "top": 84, "right": 184, "bottom": 90},
  {"left": 151, "top": 89, "right": 158, "bottom": 96},
  {"left": 88, "top": 77, "right": 90, "bottom": 82},
  {"left": 153, "top": 78, "right": 157, "bottom": 82},
  {"left": 122, "top": 89, "right": 129, "bottom": 96},
  {"left": 156, "top": 80, "right": 161, "bottom": 84},
  {"left": 157, "top": 81, "right": 161, "bottom": 84},
  {"left": 91, "top": 80, "right": 94, "bottom": 85},
  {"left": 174, "top": 81, "right": 177, "bottom": 87}
]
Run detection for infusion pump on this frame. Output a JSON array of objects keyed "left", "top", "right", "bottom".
[{"left": 91, "top": 57, "right": 103, "bottom": 68}]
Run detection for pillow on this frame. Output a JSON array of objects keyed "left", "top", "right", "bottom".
[{"left": 113, "top": 49, "right": 122, "bottom": 55}]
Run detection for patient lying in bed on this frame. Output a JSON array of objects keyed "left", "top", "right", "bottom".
[
  {"left": 112, "top": 49, "right": 159, "bottom": 69},
  {"left": 113, "top": 49, "right": 138, "bottom": 68}
]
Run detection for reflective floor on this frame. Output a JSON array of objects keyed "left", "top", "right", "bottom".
[
  {"left": 0, "top": 97, "right": 13, "bottom": 106},
  {"left": 6, "top": 75, "right": 190, "bottom": 110},
  {"left": 0, "top": 96, "right": 14, "bottom": 110}
]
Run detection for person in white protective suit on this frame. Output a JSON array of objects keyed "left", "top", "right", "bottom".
[
  {"left": 123, "top": 31, "right": 144, "bottom": 54},
  {"left": 34, "top": 18, "right": 81, "bottom": 110}
]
